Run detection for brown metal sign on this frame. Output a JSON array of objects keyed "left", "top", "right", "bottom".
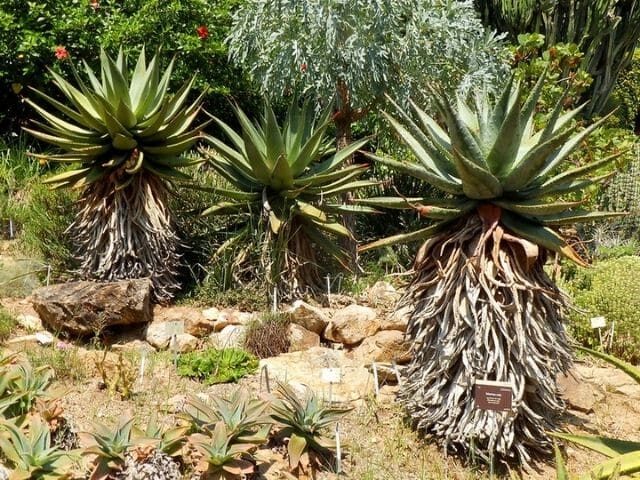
[{"left": 474, "top": 380, "right": 513, "bottom": 411}]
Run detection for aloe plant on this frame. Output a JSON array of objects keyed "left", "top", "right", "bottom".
[
  {"left": 270, "top": 382, "right": 351, "bottom": 474},
  {"left": 190, "top": 421, "right": 257, "bottom": 480},
  {"left": 134, "top": 413, "right": 188, "bottom": 457},
  {"left": 360, "top": 74, "right": 624, "bottom": 464},
  {"left": 24, "top": 47, "right": 206, "bottom": 301},
  {"left": 82, "top": 416, "right": 135, "bottom": 480},
  {"left": 0, "top": 417, "right": 76, "bottom": 479},
  {"left": 199, "top": 99, "right": 375, "bottom": 298},
  {"left": 552, "top": 346, "right": 640, "bottom": 479}
]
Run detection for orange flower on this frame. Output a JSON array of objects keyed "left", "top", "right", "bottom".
[
  {"left": 54, "top": 46, "right": 69, "bottom": 60},
  {"left": 300, "top": 62, "right": 307, "bottom": 73}
]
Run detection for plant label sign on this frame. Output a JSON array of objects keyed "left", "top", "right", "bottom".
[
  {"left": 590, "top": 316, "right": 606, "bottom": 329},
  {"left": 474, "top": 380, "right": 513, "bottom": 412},
  {"left": 165, "top": 321, "right": 185, "bottom": 336},
  {"left": 321, "top": 368, "right": 341, "bottom": 384}
]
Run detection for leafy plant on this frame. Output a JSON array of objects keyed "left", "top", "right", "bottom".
[
  {"left": 3, "top": 361, "right": 55, "bottom": 419},
  {"left": 199, "top": 99, "right": 373, "bottom": 297},
  {"left": 177, "top": 348, "right": 258, "bottom": 385},
  {"left": 24, "top": 47, "right": 206, "bottom": 301},
  {"left": 243, "top": 312, "right": 291, "bottom": 359},
  {"left": 182, "top": 389, "right": 270, "bottom": 445},
  {"left": 82, "top": 416, "right": 135, "bottom": 480},
  {"left": 359, "top": 73, "right": 623, "bottom": 464},
  {"left": 133, "top": 413, "right": 188, "bottom": 457},
  {"left": 0, "top": 416, "right": 76, "bottom": 479},
  {"left": 270, "top": 382, "right": 351, "bottom": 474},
  {"left": 190, "top": 421, "right": 257, "bottom": 480},
  {"left": 564, "top": 256, "right": 640, "bottom": 363},
  {"left": 552, "top": 346, "right": 640, "bottom": 479}
]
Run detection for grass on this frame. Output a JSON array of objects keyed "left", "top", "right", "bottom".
[
  {"left": 24, "top": 343, "right": 89, "bottom": 384},
  {"left": 0, "top": 306, "right": 16, "bottom": 341}
]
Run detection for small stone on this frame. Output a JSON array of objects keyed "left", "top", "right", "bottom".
[
  {"left": 145, "top": 322, "right": 172, "bottom": 350},
  {"left": 366, "top": 281, "right": 400, "bottom": 307},
  {"left": 16, "top": 314, "right": 42, "bottom": 331},
  {"left": 209, "top": 325, "right": 247, "bottom": 349},
  {"left": 112, "top": 340, "right": 156, "bottom": 354},
  {"left": 350, "top": 330, "right": 412, "bottom": 364},
  {"left": 558, "top": 370, "right": 605, "bottom": 413},
  {"left": 202, "top": 307, "right": 220, "bottom": 321},
  {"left": 286, "top": 300, "right": 330, "bottom": 335},
  {"left": 170, "top": 333, "right": 199, "bottom": 353},
  {"left": 323, "top": 304, "right": 380, "bottom": 345},
  {"left": 35, "top": 331, "right": 55, "bottom": 345},
  {"left": 288, "top": 324, "right": 320, "bottom": 352},
  {"left": 380, "top": 304, "right": 412, "bottom": 332}
]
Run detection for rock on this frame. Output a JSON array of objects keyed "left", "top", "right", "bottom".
[
  {"left": 111, "top": 340, "right": 156, "bottom": 354},
  {"left": 558, "top": 370, "right": 605, "bottom": 413},
  {"left": 366, "top": 281, "right": 400, "bottom": 307},
  {"left": 380, "top": 304, "right": 412, "bottom": 332},
  {"left": 288, "top": 324, "right": 320, "bottom": 352},
  {"left": 7, "top": 331, "right": 55, "bottom": 347},
  {"left": 209, "top": 325, "right": 247, "bottom": 350},
  {"left": 16, "top": 314, "right": 42, "bottom": 331},
  {"left": 153, "top": 306, "right": 214, "bottom": 338},
  {"left": 574, "top": 364, "right": 640, "bottom": 400},
  {"left": 0, "top": 462, "right": 8, "bottom": 480},
  {"left": 170, "top": 333, "right": 199, "bottom": 353},
  {"left": 31, "top": 279, "right": 152, "bottom": 337},
  {"left": 202, "top": 307, "right": 220, "bottom": 320},
  {"left": 350, "top": 330, "right": 412, "bottom": 364},
  {"left": 260, "top": 347, "right": 374, "bottom": 403},
  {"left": 286, "top": 300, "right": 330, "bottom": 335},
  {"left": 145, "top": 322, "right": 173, "bottom": 350},
  {"left": 324, "top": 304, "right": 380, "bottom": 345}
]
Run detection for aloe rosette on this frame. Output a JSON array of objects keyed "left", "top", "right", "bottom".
[
  {"left": 360, "top": 75, "right": 624, "bottom": 463},
  {"left": 24, "top": 47, "right": 206, "bottom": 301},
  {"left": 199, "top": 100, "right": 375, "bottom": 297}
]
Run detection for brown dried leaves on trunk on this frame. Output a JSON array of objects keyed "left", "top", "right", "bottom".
[{"left": 399, "top": 212, "right": 572, "bottom": 465}]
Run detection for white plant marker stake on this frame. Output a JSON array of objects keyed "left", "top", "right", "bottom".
[
  {"left": 139, "top": 350, "right": 148, "bottom": 384},
  {"left": 326, "top": 274, "right": 331, "bottom": 305},
  {"left": 335, "top": 422, "right": 342, "bottom": 473},
  {"left": 46, "top": 265, "right": 51, "bottom": 286},
  {"left": 272, "top": 286, "right": 278, "bottom": 313},
  {"left": 8, "top": 218, "right": 14, "bottom": 239},
  {"left": 591, "top": 316, "right": 606, "bottom": 347},
  {"left": 609, "top": 320, "right": 616, "bottom": 350},
  {"left": 372, "top": 362, "right": 380, "bottom": 398}
]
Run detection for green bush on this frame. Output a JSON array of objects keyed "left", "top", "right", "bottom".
[
  {"left": 566, "top": 256, "right": 640, "bottom": 363},
  {"left": 609, "top": 48, "right": 640, "bottom": 131},
  {"left": 176, "top": 348, "right": 258, "bottom": 384},
  {"left": 0, "top": 0, "right": 257, "bottom": 134}
]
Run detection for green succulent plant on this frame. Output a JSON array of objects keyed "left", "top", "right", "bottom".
[
  {"left": 360, "top": 74, "right": 625, "bottom": 464},
  {"left": 0, "top": 417, "right": 76, "bottom": 479},
  {"left": 553, "top": 347, "right": 640, "bottom": 480},
  {"left": 134, "top": 413, "right": 188, "bottom": 457},
  {"left": 190, "top": 421, "right": 257, "bottom": 480},
  {"left": 82, "top": 416, "right": 135, "bottom": 480},
  {"left": 3, "top": 362, "right": 54, "bottom": 419},
  {"left": 199, "top": 99, "right": 375, "bottom": 298},
  {"left": 182, "top": 389, "right": 270, "bottom": 444},
  {"left": 24, "top": 47, "right": 206, "bottom": 301},
  {"left": 270, "top": 382, "right": 351, "bottom": 474}
]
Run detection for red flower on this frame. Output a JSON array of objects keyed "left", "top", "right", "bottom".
[
  {"left": 300, "top": 62, "right": 308, "bottom": 73},
  {"left": 89, "top": 0, "right": 99, "bottom": 9},
  {"left": 196, "top": 25, "right": 209, "bottom": 40},
  {"left": 54, "top": 46, "right": 69, "bottom": 60}
]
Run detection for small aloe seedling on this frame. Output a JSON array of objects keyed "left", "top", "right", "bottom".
[
  {"left": 0, "top": 417, "right": 76, "bottom": 479},
  {"left": 182, "top": 388, "right": 271, "bottom": 444},
  {"left": 190, "top": 421, "right": 256, "bottom": 480},
  {"left": 82, "top": 416, "right": 135, "bottom": 480},
  {"left": 134, "top": 413, "right": 188, "bottom": 457},
  {"left": 271, "top": 382, "right": 352, "bottom": 474}
]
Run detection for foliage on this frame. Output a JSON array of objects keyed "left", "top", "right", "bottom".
[
  {"left": 82, "top": 417, "right": 135, "bottom": 480},
  {"left": 271, "top": 382, "right": 351, "bottom": 474},
  {"left": 24, "top": 47, "right": 205, "bottom": 301},
  {"left": 552, "top": 347, "right": 640, "bottom": 480},
  {"left": 0, "top": 307, "right": 17, "bottom": 342},
  {"left": 182, "top": 389, "right": 270, "bottom": 444},
  {"left": 228, "top": 0, "right": 506, "bottom": 111},
  {"left": 243, "top": 313, "right": 291, "bottom": 359},
  {"left": 608, "top": 48, "right": 640, "bottom": 131},
  {"left": 0, "top": 416, "right": 75, "bottom": 479},
  {"left": 2, "top": 360, "right": 55, "bottom": 419},
  {"left": 134, "top": 414, "right": 188, "bottom": 457},
  {"left": 199, "top": 99, "right": 374, "bottom": 297},
  {"left": 564, "top": 256, "right": 640, "bottom": 363},
  {"left": 475, "top": 0, "right": 640, "bottom": 117},
  {"left": 176, "top": 348, "right": 258, "bottom": 385},
  {"left": 0, "top": 0, "right": 254, "bottom": 133},
  {"left": 94, "top": 350, "right": 137, "bottom": 400},
  {"left": 25, "top": 344, "right": 88, "bottom": 384},
  {"left": 190, "top": 421, "right": 257, "bottom": 480}
]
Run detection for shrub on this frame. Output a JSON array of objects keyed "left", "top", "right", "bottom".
[
  {"left": 177, "top": 348, "right": 258, "bottom": 385},
  {"left": 0, "top": 306, "right": 16, "bottom": 342},
  {"left": 566, "top": 256, "right": 640, "bottom": 363},
  {"left": 244, "top": 313, "right": 290, "bottom": 359}
]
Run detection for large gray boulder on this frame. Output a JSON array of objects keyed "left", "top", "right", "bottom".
[{"left": 31, "top": 279, "right": 152, "bottom": 336}]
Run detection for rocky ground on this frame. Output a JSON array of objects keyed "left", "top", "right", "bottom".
[{"left": 2, "top": 243, "right": 640, "bottom": 479}]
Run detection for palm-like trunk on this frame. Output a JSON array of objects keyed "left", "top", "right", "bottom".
[
  {"left": 71, "top": 173, "right": 181, "bottom": 302},
  {"left": 399, "top": 210, "right": 572, "bottom": 464}
]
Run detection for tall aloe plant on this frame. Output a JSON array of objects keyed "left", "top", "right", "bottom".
[
  {"left": 24, "top": 47, "right": 206, "bottom": 301},
  {"left": 360, "top": 75, "right": 624, "bottom": 464},
  {"left": 199, "top": 100, "right": 375, "bottom": 298}
]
